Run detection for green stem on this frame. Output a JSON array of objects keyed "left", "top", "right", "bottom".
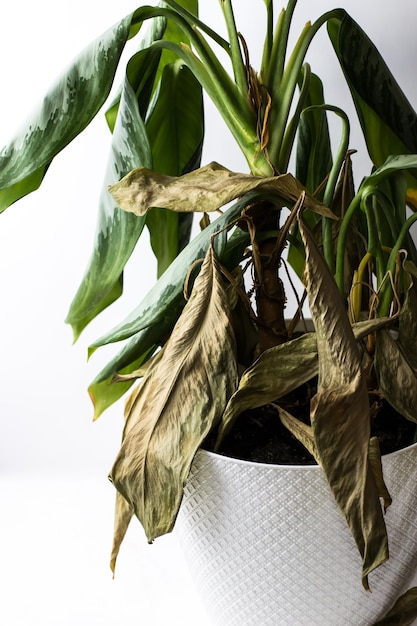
[
  {"left": 378, "top": 212, "right": 417, "bottom": 316},
  {"left": 268, "top": 9, "right": 344, "bottom": 171},
  {"left": 219, "top": 0, "right": 247, "bottom": 95},
  {"left": 161, "top": 0, "right": 230, "bottom": 50},
  {"left": 260, "top": 0, "right": 274, "bottom": 81},
  {"left": 335, "top": 192, "right": 363, "bottom": 293},
  {"left": 278, "top": 63, "right": 311, "bottom": 173},
  {"left": 321, "top": 105, "right": 350, "bottom": 272},
  {"left": 266, "top": 0, "right": 298, "bottom": 92},
  {"left": 364, "top": 196, "right": 385, "bottom": 286}
]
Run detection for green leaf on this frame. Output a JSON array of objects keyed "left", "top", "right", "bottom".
[
  {"left": 299, "top": 214, "right": 389, "bottom": 590},
  {"left": 0, "top": 10, "right": 148, "bottom": 213},
  {"left": 66, "top": 67, "right": 152, "bottom": 340},
  {"left": 109, "top": 245, "right": 238, "bottom": 545},
  {"left": 145, "top": 60, "right": 204, "bottom": 276},
  {"left": 89, "top": 195, "right": 249, "bottom": 348},
  {"left": 66, "top": 7, "right": 205, "bottom": 338},
  {"left": 89, "top": 339, "right": 159, "bottom": 421},
  {"left": 328, "top": 12, "right": 417, "bottom": 196},
  {"left": 296, "top": 72, "right": 332, "bottom": 197},
  {"left": 105, "top": 16, "right": 167, "bottom": 131}
]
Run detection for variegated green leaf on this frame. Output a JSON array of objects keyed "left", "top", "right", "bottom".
[
  {"left": 66, "top": 65, "right": 152, "bottom": 340},
  {"left": 0, "top": 9, "right": 153, "bottom": 212},
  {"left": 299, "top": 214, "right": 388, "bottom": 590},
  {"left": 89, "top": 195, "right": 251, "bottom": 349},
  {"left": 328, "top": 12, "right": 417, "bottom": 198},
  {"left": 109, "top": 245, "right": 238, "bottom": 546}
]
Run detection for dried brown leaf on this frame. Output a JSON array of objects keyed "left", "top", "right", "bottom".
[
  {"left": 375, "top": 329, "right": 417, "bottom": 423},
  {"left": 109, "top": 161, "right": 332, "bottom": 217},
  {"left": 215, "top": 317, "right": 391, "bottom": 449},
  {"left": 109, "top": 245, "right": 238, "bottom": 550},
  {"left": 110, "top": 492, "right": 134, "bottom": 576},
  {"left": 215, "top": 331, "right": 318, "bottom": 448},
  {"left": 368, "top": 437, "right": 392, "bottom": 513},
  {"left": 299, "top": 215, "right": 389, "bottom": 590},
  {"left": 275, "top": 404, "right": 317, "bottom": 461},
  {"left": 373, "top": 587, "right": 417, "bottom": 625},
  {"left": 399, "top": 272, "right": 417, "bottom": 371}
]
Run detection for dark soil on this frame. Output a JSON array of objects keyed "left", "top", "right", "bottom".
[{"left": 204, "top": 387, "right": 416, "bottom": 465}]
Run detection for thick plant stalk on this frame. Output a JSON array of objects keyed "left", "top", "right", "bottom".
[{"left": 254, "top": 205, "right": 288, "bottom": 352}]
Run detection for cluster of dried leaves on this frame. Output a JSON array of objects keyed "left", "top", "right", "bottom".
[{"left": 107, "top": 163, "right": 417, "bottom": 622}]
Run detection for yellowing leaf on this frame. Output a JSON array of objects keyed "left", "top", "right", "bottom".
[
  {"left": 109, "top": 161, "right": 333, "bottom": 217},
  {"left": 109, "top": 245, "right": 238, "bottom": 553}
]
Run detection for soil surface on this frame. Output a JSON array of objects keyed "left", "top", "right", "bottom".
[{"left": 204, "top": 386, "right": 416, "bottom": 465}]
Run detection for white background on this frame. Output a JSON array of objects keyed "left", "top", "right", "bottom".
[{"left": 0, "top": 2, "right": 416, "bottom": 625}]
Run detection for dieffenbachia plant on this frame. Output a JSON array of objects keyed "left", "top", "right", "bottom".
[{"left": 2, "top": 1, "right": 417, "bottom": 621}]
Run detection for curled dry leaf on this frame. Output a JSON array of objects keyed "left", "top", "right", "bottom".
[
  {"left": 109, "top": 245, "right": 238, "bottom": 565},
  {"left": 299, "top": 213, "right": 389, "bottom": 590},
  {"left": 215, "top": 317, "right": 391, "bottom": 449},
  {"left": 215, "top": 331, "right": 318, "bottom": 448},
  {"left": 398, "top": 268, "right": 417, "bottom": 371},
  {"left": 109, "top": 161, "right": 333, "bottom": 217},
  {"left": 375, "top": 329, "right": 417, "bottom": 423},
  {"left": 373, "top": 586, "right": 417, "bottom": 626},
  {"left": 110, "top": 491, "right": 134, "bottom": 576},
  {"left": 275, "top": 404, "right": 317, "bottom": 461},
  {"left": 368, "top": 437, "right": 392, "bottom": 513}
]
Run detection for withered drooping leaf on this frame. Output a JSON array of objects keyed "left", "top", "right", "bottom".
[
  {"left": 110, "top": 491, "right": 134, "bottom": 576},
  {"left": 215, "top": 317, "right": 391, "bottom": 450},
  {"left": 398, "top": 274, "right": 417, "bottom": 371},
  {"left": 275, "top": 404, "right": 317, "bottom": 461},
  {"left": 215, "top": 331, "right": 318, "bottom": 448},
  {"left": 375, "top": 329, "right": 417, "bottom": 423},
  {"left": 109, "top": 245, "right": 238, "bottom": 550},
  {"left": 299, "top": 215, "right": 389, "bottom": 590},
  {"left": 373, "top": 587, "right": 417, "bottom": 626},
  {"left": 368, "top": 437, "right": 392, "bottom": 513},
  {"left": 109, "top": 161, "right": 332, "bottom": 217}
]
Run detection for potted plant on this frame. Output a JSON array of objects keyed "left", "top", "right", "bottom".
[{"left": 2, "top": 1, "right": 417, "bottom": 623}]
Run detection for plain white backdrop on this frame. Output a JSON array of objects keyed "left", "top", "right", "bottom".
[{"left": 0, "top": 2, "right": 416, "bottom": 625}]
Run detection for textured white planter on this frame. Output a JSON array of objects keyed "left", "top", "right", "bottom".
[{"left": 175, "top": 444, "right": 417, "bottom": 626}]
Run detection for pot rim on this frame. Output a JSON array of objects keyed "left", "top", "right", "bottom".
[{"left": 200, "top": 440, "right": 417, "bottom": 470}]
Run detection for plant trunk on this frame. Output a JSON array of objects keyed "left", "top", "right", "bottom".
[{"left": 254, "top": 205, "right": 288, "bottom": 352}]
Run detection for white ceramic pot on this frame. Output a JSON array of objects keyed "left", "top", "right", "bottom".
[{"left": 175, "top": 444, "right": 417, "bottom": 626}]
